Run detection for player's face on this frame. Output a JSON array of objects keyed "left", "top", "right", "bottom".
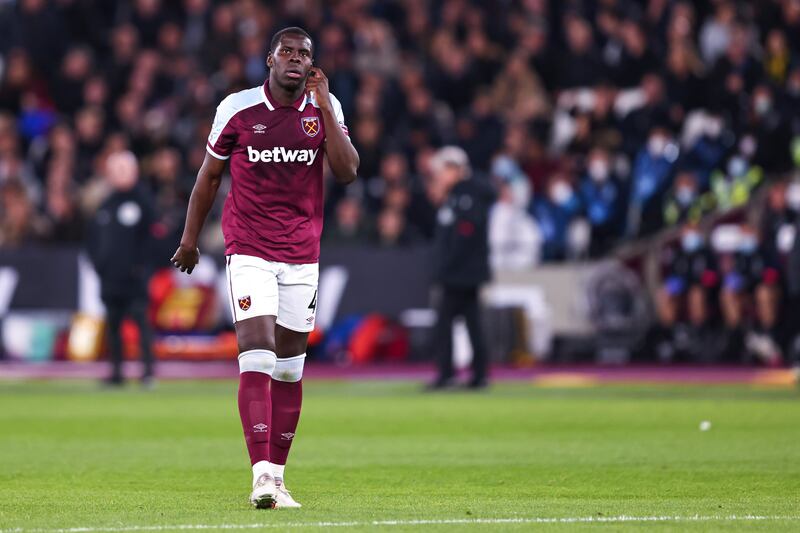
[{"left": 267, "top": 35, "right": 313, "bottom": 90}]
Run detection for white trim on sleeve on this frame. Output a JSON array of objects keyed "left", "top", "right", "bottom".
[{"left": 206, "top": 144, "right": 230, "bottom": 160}]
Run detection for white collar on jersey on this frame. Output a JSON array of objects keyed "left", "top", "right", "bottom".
[{"left": 262, "top": 82, "right": 309, "bottom": 112}]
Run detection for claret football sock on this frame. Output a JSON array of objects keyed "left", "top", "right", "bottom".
[
  {"left": 270, "top": 354, "right": 305, "bottom": 467},
  {"left": 239, "top": 370, "right": 272, "bottom": 465},
  {"left": 238, "top": 349, "right": 277, "bottom": 465}
]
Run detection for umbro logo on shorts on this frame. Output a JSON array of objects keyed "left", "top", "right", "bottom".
[
  {"left": 253, "top": 423, "right": 268, "bottom": 432},
  {"left": 247, "top": 146, "right": 319, "bottom": 166},
  {"left": 281, "top": 432, "right": 295, "bottom": 440},
  {"left": 238, "top": 295, "right": 252, "bottom": 311}
]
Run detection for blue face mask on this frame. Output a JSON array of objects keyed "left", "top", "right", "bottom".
[{"left": 681, "top": 232, "right": 703, "bottom": 252}]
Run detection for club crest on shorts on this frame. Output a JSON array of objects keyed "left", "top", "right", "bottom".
[
  {"left": 238, "top": 295, "right": 252, "bottom": 311},
  {"left": 301, "top": 116, "right": 320, "bottom": 137}
]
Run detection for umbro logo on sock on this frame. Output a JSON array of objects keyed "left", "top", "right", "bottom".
[
  {"left": 281, "top": 432, "right": 295, "bottom": 440},
  {"left": 253, "top": 423, "right": 269, "bottom": 432}
]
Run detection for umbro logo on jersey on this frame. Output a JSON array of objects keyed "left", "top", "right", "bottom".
[
  {"left": 247, "top": 146, "right": 319, "bottom": 166},
  {"left": 252, "top": 123, "right": 267, "bottom": 133}
]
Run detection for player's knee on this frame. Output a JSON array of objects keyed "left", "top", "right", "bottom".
[
  {"left": 238, "top": 349, "right": 277, "bottom": 375},
  {"left": 272, "top": 354, "right": 305, "bottom": 382},
  {"left": 237, "top": 332, "right": 276, "bottom": 355}
]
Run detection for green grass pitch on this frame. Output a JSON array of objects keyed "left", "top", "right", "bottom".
[{"left": 1, "top": 379, "right": 799, "bottom": 532}]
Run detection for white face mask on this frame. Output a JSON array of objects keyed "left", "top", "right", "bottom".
[
  {"left": 705, "top": 119, "right": 722, "bottom": 138},
  {"left": 755, "top": 96, "right": 772, "bottom": 115},
  {"left": 648, "top": 135, "right": 668, "bottom": 156},
  {"left": 739, "top": 135, "right": 757, "bottom": 158},
  {"left": 676, "top": 186, "right": 696, "bottom": 205},
  {"left": 739, "top": 236, "right": 758, "bottom": 253},
  {"left": 727, "top": 156, "right": 748, "bottom": 178},
  {"left": 787, "top": 183, "right": 800, "bottom": 211},
  {"left": 588, "top": 160, "right": 609, "bottom": 182},
  {"left": 550, "top": 182, "right": 573, "bottom": 205},
  {"left": 681, "top": 231, "right": 703, "bottom": 252}
]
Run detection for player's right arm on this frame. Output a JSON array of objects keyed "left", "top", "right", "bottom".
[{"left": 171, "top": 153, "right": 226, "bottom": 274}]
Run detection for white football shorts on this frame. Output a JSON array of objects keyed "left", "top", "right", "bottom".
[{"left": 225, "top": 254, "right": 319, "bottom": 332}]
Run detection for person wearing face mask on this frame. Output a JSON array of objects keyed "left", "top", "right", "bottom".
[
  {"left": 718, "top": 225, "right": 783, "bottom": 365},
  {"left": 742, "top": 84, "right": 793, "bottom": 173},
  {"left": 650, "top": 224, "right": 719, "bottom": 362},
  {"left": 530, "top": 172, "right": 583, "bottom": 262},
  {"left": 627, "top": 126, "right": 678, "bottom": 237},
  {"left": 579, "top": 147, "right": 622, "bottom": 256},
  {"left": 709, "top": 153, "right": 763, "bottom": 212},
  {"left": 663, "top": 171, "right": 712, "bottom": 227},
  {"left": 488, "top": 155, "right": 542, "bottom": 271}
]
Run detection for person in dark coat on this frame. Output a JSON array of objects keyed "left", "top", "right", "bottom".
[
  {"left": 427, "top": 146, "right": 496, "bottom": 389},
  {"left": 87, "top": 151, "right": 157, "bottom": 386}
]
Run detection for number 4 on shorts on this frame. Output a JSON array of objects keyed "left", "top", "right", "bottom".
[{"left": 308, "top": 290, "right": 317, "bottom": 310}]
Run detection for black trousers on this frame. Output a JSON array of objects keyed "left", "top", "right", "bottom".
[
  {"left": 104, "top": 295, "right": 154, "bottom": 380},
  {"left": 431, "top": 285, "right": 488, "bottom": 383}
]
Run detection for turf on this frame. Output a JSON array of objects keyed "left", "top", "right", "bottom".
[{"left": 0, "top": 379, "right": 799, "bottom": 532}]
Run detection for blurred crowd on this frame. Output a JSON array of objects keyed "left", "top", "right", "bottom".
[
  {"left": 650, "top": 179, "right": 800, "bottom": 366},
  {"left": 1, "top": 0, "right": 800, "bottom": 268}
]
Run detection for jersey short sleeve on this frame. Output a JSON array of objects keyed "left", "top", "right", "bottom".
[
  {"left": 207, "top": 96, "right": 239, "bottom": 160},
  {"left": 328, "top": 93, "right": 350, "bottom": 139}
]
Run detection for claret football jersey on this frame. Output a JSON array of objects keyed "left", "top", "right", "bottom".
[{"left": 207, "top": 82, "right": 350, "bottom": 263}]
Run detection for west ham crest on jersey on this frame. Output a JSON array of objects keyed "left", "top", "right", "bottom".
[
  {"left": 238, "top": 295, "right": 252, "bottom": 311},
  {"left": 301, "top": 116, "right": 320, "bottom": 137}
]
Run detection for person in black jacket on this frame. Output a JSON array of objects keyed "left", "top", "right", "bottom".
[
  {"left": 87, "top": 151, "right": 157, "bottom": 386},
  {"left": 427, "top": 146, "right": 496, "bottom": 389},
  {"left": 652, "top": 224, "right": 719, "bottom": 362}
]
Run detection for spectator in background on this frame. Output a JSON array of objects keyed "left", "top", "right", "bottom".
[
  {"left": 0, "top": 179, "right": 48, "bottom": 247},
  {"left": 428, "top": 146, "right": 494, "bottom": 390},
  {"left": 709, "top": 154, "right": 763, "bottom": 212},
  {"left": 323, "top": 195, "right": 371, "bottom": 246},
  {"left": 718, "top": 224, "right": 782, "bottom": 365},
  {"left": 531, "top": 172, "right": 584, "bottom": 262},
  {"left": 579, "top": 147, "right": 622, "bottom": 257},
  {"left": 627, "top": 126, "right": 678, "bottom": 236},
  {"left": 763, "top": 29, "right": 791, "bottom": 85},
  {"left": 0, "top": 0, "right": 798, "bottom": 268},
  {"left": 699, "top": 0, "right": 735, "bottom": 66},
  {"left": 678, "top": 111, "right": 726, "bottom": 189},
  {"left": 652, "top": 224, "right": 718, "bottom": 362},
  {"left": 86, "top": 151, "right": 156, "bottom": 387},
  {"left": 488, "top": 155, "right": 541, "bottom": 271},
  {"left": 559, "top": 14, "right": 603, "bottom": 89},
  {"left": 373, "top": 206, "right": 417, "bottom": 247},
  {"left": 663, "top": 171, "right": 709, "bottom": 228},
  {"left": 744, "top": 84, "right": 794, "bottom": 173}
]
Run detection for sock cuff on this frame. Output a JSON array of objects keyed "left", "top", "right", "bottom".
[
  {"left": 252, "top": 460, "right": 273, "bottom": 483},
  {"left": 239, "top": 349, "right": 277, "bottom": 375},
  {"left": 273, "top": 353, "right": 305, "bottom": 382}
]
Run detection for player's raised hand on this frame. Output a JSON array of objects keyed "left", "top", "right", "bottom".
[
  {"left": 171, "top": 244, "right": 200, "bottom": 274},
  {"left": 305, "top": 67, "right": 330, "bottom": 110}
]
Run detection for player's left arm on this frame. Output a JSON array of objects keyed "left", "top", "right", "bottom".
[{"left": 306, "top": 67, "right": 359, "bottom": 184}]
